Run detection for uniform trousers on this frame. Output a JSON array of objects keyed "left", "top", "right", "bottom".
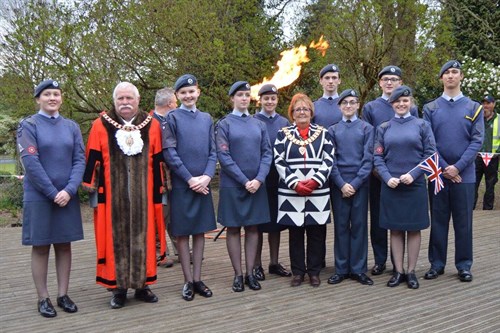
[
  {"left": 331, "top": 186, "right": 369, "bottom": 274},
  {"left": 368, "top": 175, "right": 388, "bottom": 265},
  {"left": 428, "top": 181, "right": 475, "bottom": 271},
  {"left": 289, "top": 224, "right": 326, "bottom": 277}
]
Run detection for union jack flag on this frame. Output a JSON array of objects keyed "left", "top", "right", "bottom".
[
  {"left": 479, "top": 152, "right": 494, "bottom": 167},
  {"left": 418, "top": 152, "right": 444, "bottom": 195}
]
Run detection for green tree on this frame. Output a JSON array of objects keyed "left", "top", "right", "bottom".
[
  {"left": 1, "top": 0, "right": 283, "bottom": 137},
  {"left": 291, "top": 0, "right": 456, "bottom": 107},
  {"left": 443, "top": 0, "right": 500, "bottom": 65}
]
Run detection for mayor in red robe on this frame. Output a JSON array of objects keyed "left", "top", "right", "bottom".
[{"left": 82, "top": 82, "right": 166, "bottom": 309}]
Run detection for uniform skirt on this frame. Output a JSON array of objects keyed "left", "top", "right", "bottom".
[
  {"left": 379, "top": 180, "right": 430, "bottom": 231},
  {"left": 170, "top": 187, "right": 216, "bottom": 236},
  {"left": 258, "top": 186, "right": 287, "bottom": 233},
  {"left": 22, "top": 199, "right": 84, "bottom": 246},
  {"left": 217, "top": 186, "right": 270, "bottom": 227}
]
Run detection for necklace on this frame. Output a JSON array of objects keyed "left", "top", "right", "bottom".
[
  {"left": 102, "top": 113, "right": 152, "bottom": 132},
  {"left": 102, "top": 112, "right": 152, "bottom": 155},
  {"left": 282, "top": 125, "right": 323, "bottom": 155}
]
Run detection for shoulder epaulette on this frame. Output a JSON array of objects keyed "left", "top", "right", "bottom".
[
  {"left": 22, "top": 115, "right": 36, "bottom": 125},
  {"left": 214, "top": 115, "right": 228, "bottom": 130},
  {"left": 379, "top": 120, "right": 390, "bottom": 129},
  {"left": 423, "top": 98, "right": 438, "bottom": 112},
  {"left": 465, "top": 100, "right": 482, "bottom": 122}
]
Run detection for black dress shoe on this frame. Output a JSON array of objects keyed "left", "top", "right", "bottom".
[
  {"left": 134, "top": 287, "right": 158, "bottom": 303},
  {"left": 193, "top": 281, "right": 213, "bottom": 297},
  {"left": 182, "top": 282, "right": 195, "bottom": 301},
  {"left": 327, "top": 273, "right": 347, "bottom": 285},
  {"left": 290, "top": 275, "right": 304, "bottom": 287},
  {"left": 387, "top": 271, "right": 405, "bottom": 287},
  {"left": 245, "top": 274, "right": 262, "bottom": 290},
  {"left": 269, "top": 263, "right": 292, "bottom": 277},
  {"left": 424, "top": 267, "right": 444, "bottom": 280},
  {"left": 458, "top": 270, "right": 473, "bottom": 282},
  {"left": 57, "top": 295, "right": 78, "bottom": 313},
  {"left": 38, "top": 298, "right": 57, "bottom": 318},
  {"left": 253, "top": 265, "right": 265, "bottom": 281},
  {"left": 371, "top": 264, "right": 386, "bottom": 275},
  {"left": 406, "top": 271, "right": 419, "bottom": 289},
  {"left": 232, "top": 275, "right": 244, "bottom": 292},
  {"left": 309, "top": 275, "right": 321, "bottom": 287},
  {"left": 351, "top": 273, "right": 374, "bottom": 286},
  {"left": 110, "top": 291, "right": 127, "bottom": 309}
]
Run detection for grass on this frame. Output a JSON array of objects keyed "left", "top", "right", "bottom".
[{"left": 0, "top": 163, "right": 16, "bottom": 175}]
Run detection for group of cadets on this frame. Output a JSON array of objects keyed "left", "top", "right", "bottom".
[
  {"left": 150, "top": 59, "right": 483, "bottom": 300},
  {"left": 21, "top": 58, "right": 486, "bottom": 317}
]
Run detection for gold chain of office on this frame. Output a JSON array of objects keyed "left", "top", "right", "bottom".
[
  {"left": 282, "top": 126, "right": 323, "bottom": 147},
  {"left": 102, "top": 113, "right": 152, "bottom": 131}
]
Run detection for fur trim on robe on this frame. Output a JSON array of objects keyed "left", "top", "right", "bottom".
[{"left": 83, "top": 108, "right": 165, "bottom": 289}]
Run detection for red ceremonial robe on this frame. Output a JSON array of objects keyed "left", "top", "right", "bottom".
[{"left": 82, "top": 109, "right": 166, "bottom": 289}]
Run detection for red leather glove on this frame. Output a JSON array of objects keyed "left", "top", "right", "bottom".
[
  {"left": 295, "top": 182, "right": 313, "bottom": 196},
  {"left": 302, "top": 179, "right": 320, "bottom": 191}
]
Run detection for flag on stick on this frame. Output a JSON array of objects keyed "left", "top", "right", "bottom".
[{"left": 418, "top": 152, "right": 444, "bottom": 195}]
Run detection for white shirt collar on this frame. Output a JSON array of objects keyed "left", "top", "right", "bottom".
[
  {"left": 441, "top": 93, "right": 464, "bottom": 102},
  {"left": 232, "top": 109, "right": 250, "bottom": 117},
  {"left": 259, "top": 110, "right": 276, "bottom": 118},
  {"left": 38, "top": 110, "right": 59, "bottom": 118},
  {"left": 322, "top": 93, "right": 339, "bottom": 100},
  {"left": 343, "top": 115, "right": 358, "bottom": 122}
]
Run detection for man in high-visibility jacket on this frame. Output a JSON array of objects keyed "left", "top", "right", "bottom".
[{"left": 474, "top": 95, "right": 499, "bottom": 210}]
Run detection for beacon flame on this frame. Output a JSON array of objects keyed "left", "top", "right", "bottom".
[
  {"left": 251, "top": 35, "right": 330, "bottom": 100},
  {"left": 309, "top": 35, "right": 329, "bottom": 57}
]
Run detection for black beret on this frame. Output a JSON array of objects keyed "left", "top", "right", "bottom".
[
  {"left": 228, "top": 81, "right": 251, "bottom": 96},
  {"left": 337, "top": 89, "right": 359, "bottom": 105},
  {"left": 258, "top": 84, "right": 278, "bottom": 96},
  {"left": 174, "top": 74, "right": 198, "bottom": 92},
  {"left": 319, "top": 64, "right": 340, "bottom": 78},
  {"left": 439, "top": 60, "right": 461, "bottom": 78},
  {"left": 482, "top": 95, "right": 496, "bottom": 103},
  {"left": 34, "top": 79, "right": 61, "bottom": 98},
  {"left": 378, "top": 65, "right": 402, "bottom": 79},
  {"left": 388, "top": 85, "right": 412, "bottom": 103}
]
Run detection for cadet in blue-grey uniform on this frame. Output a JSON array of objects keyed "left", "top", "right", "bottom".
[
  {"left": 17, "top": 80, "right": 85, "bottom": 318},
  {"left": 253, "top": 84, "right": 292, "bottom": 281},
  {"left": 361, "top": 65, "right": 419, "bottom": 276},
  {"left": 327, "top": 89, "right": 374, "bottom": 287},
  {"left": 374, "top": 86, "right": 436, "bottom": 289},
  {"left": 311, "top": 63, "right": 342, "bottom": 268},
  {"left": 162, "top": 74, "right": 217, "bottom": 301},
  {"left": 216, "top": 81, "right": 272, "bottom": 292},
  {"left": 423, "top": 60, "right": 484, "bottom": 283},
  {"left": 313, "top": 64, "right": 343, "bottom": 130}
]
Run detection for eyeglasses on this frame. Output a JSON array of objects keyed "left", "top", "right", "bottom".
[
  {"left": 340, "top": 100, "right": 358, "bottom": 106},
  {"left": 293, "top": 107, "right": 311, "bottom": 113},
  {"left": 380, "top": 78, "right": 401, "bottom": 83}
]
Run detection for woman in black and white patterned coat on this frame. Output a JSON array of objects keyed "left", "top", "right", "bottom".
[{"left": 273, "top": 93, "right": 334, "bottom": 288}]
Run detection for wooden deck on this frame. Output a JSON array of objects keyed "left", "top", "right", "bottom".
[{"left": 1, "top": 210, "right": 499, "bottom": 332}]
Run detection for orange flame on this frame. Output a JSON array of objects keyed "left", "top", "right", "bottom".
[
  {"left": 309, "top": 35, "right": 329, "bottom": 57},
  {"left": 251, "top": 36, "right": 329, "bottom": 100}
]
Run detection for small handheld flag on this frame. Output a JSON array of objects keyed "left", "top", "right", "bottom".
[{"left": 418, "top": 152, "right": 444, "bottom": 195}]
